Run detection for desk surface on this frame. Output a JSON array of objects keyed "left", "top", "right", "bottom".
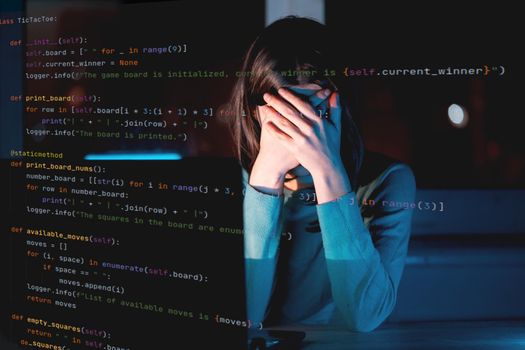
[
  {"left": 270, "top": 320, "right": 525, "bottom": 350},
  {"left": 2, "top": 320, "right": 524, "bottom": 349}
]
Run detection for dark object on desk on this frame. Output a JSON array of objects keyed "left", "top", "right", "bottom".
[{"left": 248, "top": 329, "right": 305, "bottom": 349}]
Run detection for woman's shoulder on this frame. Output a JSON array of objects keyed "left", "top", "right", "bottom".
[
  {"left": 242, "top": 167, "right": 249, "bottom": 181},
  {"left": 356, "top": 150, "right": 416, "bottom": 193}
]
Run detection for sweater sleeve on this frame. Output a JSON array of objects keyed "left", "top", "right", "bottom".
[
  {"left": 316, "top": 163, "right": 416, "bottom": 332},
  {"left": 242, "top": 171, "right": 285, "bottom": 328}
]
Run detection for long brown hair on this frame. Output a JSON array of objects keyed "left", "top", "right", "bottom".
[{"left": 226, "top": 16, "right": 364, "bottom": 188}]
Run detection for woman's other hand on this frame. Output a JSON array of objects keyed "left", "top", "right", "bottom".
[
  {"left": 249, "top": 85, "right": 330, "bottom": 195},
  {"left": 248, "top": 103, "right": 300, "bottom": 195},
  {"left": 263, "top": 88, "right": 351, "bottom": 203}
]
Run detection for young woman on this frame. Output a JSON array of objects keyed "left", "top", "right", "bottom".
[{"left": 226, "top": 16, "right": 416, "bottom": 332}]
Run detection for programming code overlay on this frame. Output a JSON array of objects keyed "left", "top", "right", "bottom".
[
  {"left": 8, "top": 2, "right": 234, "bottom": 161},
  {"left": 1, "top": 1, "right": 250, "bottom": 348},
  {"left": 2, "top": 158, "right": 246, "bottom": 349}
]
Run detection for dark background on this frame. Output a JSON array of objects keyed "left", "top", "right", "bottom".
[{"left": 1, "top": 1, "right": 525, "bottom": 349}]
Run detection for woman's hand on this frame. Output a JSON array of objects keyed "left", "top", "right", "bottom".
[
  {"left": 248, "top": 104, "right": 300, "bottom": 195},
  {"left": 249, "top": 85, "right": 330, "bottom": 195},
  {"left": 263, "top": 88, "right": 352, "bottom": 203}
]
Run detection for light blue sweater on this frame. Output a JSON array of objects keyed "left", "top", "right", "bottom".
[{"left": 243, "top": 154, "right": 416, "bottom": 332}]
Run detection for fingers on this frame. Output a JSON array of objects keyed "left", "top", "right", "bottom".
[
  {"left": 260, "top": 105, "right": 303, "bottom": 140},
  {"left": 309, "top": 88, "right": 332, "bottom": 108},
  {"left": 265, "top": 119, "right": 303, "bottom": 154},
  {"left": 328, "top": 91, "right": 342, "bottom": 131},
  {"left": 261, "top": 88, "right": 341, "bottom": 139},
  {"left": 263, "top": 93, "right": 312, "bottom": 133},
  {"left": 265, "top": 121, "right": 293, "bottom": 143},
  {"left": 276, "top": 87, "right": 329, "bottom": 122}
]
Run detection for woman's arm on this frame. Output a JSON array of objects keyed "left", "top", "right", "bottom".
[
  {"left": 259, "top": 87, "right": 415, "bottom": 331},
  {"left": 243, "top": 180, "right": 284, "bottom": 328},
  {"left": 315, "top": 163, "right": 416, "bottom": 332},
  {"left": 242, "top": 94, "right": 302, "bottom": 327}
]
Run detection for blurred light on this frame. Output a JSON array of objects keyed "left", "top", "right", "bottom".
[
  {"left": 448, "top": 103, "right": 469, "bottom": 128},
  {"left": 68, "top": 85, "right": 86, "bottom": 107},
  {"left": 84, "top": 153, "right": 181, "bottom": 160}
]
